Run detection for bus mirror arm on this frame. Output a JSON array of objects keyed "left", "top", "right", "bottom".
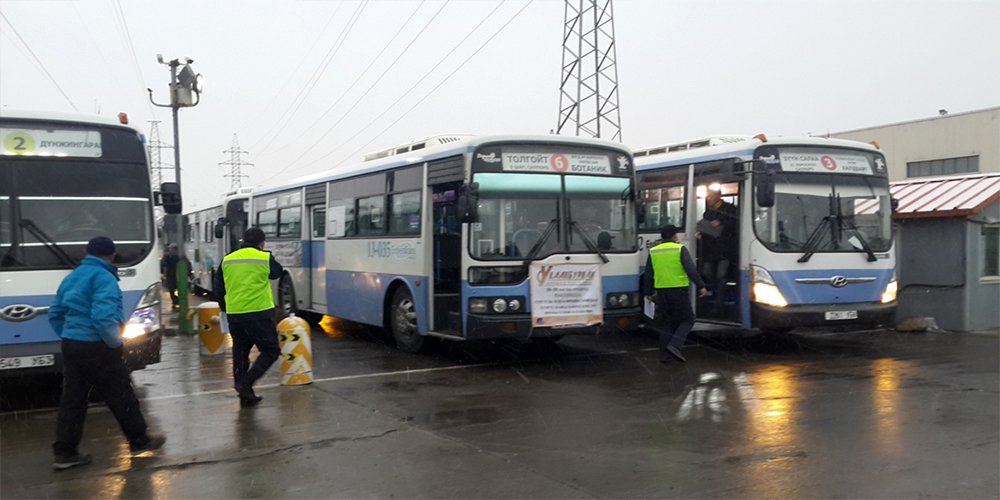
[{"left": 459, "top": 182, "right": 479, "bottom": 223}]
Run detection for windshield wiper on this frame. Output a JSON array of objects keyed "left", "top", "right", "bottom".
[
  {"left": 19, "top": 219, "right": 77, "bottom": 267},
  {"left": 840, "top": 222, "right": 878, "bottom": 262},
  {"left": 568, "top": 219, "right": 610, "bottom": 264},
  {"left": 522, "top": 218, "right": 560, "bottom": 266},
  {"left": 797, "top": 215, "right": 833, "bottom": 263}
]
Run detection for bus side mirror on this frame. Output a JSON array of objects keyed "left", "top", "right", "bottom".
[
  {"left": 157, "top": 182, "right": 183, "bottom": 214},
  {"left": 214, "top": 217, "right": 226, "bottom": 239},
  {"left": 637, "top": 203, "right": 646, "bottom": 225},
  {"left": 459, "top": 182, "right": 479, "bottom": 223},
  {"left": 756, "top": 171, "right": 775, "bottom": 208},
  {"left": 890, "top": 197, "right": 899, "bottom": 213}
]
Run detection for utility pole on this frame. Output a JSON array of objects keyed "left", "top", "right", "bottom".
[
  {"left": 220, "top": 133, "right": 252, "bottom": 191},
  {"left": 148, "top": 55, "right": 203, "bottom": 335},
  {"left": 556, "top": 0, "right": 623, "bottom": 142}
]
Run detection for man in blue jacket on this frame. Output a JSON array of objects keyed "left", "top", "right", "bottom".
[{"left": 48, "top": 236, "right": 165, "bottom": 470}]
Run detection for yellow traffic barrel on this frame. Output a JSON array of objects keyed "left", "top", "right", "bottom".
[
  {"left": 196, "top": 302, "right": 228, "bottom": 355},
  {"left": 278, "top": 314, "right": 313, "bottom": 385}
]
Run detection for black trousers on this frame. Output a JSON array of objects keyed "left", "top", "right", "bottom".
[
  {"left": 229, "top": 311, "right": 281, "bottom": 388},
  {"left": 654, "top": 287, "right": 696, "bottom": 349},
  {"left": 53, "top": 340, "right": 148, "bottom": 457}
]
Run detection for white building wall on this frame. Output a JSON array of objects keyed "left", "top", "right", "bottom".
[{"left": 831, "top": 107, "right": 1000, "bottom": 181}]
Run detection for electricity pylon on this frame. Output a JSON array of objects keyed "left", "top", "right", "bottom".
[{"left": 556, "top": 0, "right": 623, "bottom": 142}]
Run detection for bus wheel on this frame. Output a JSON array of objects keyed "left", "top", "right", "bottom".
[
  {"left": 278, "top": 276, "right": 297, "bottom": 317},
  {"left": 762, "top": 327, "right": 793, "bottom": 335},
  {"left": 389, "top": 287, "right": 424, "bottom": 353}
]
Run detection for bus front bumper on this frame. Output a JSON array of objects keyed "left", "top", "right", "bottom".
[
  {"left": 751, "top": 301, "right": 897, "bottom": 330},
  {"left": 465, "top": 308, "right": 641, "bottom": 341}
]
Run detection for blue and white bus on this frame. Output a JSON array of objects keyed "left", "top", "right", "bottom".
[
  {"left": 184, "top": 188, "right": 252, "bottom": 296},
  {"left": 1, "top": 111, "right": 163, "bottom": 375},
  {"left": 634, "top": 135, "right": 897, "bottom": 332},
  {"left": 222, "top": 134, "right": 642, "bottom": 352}
]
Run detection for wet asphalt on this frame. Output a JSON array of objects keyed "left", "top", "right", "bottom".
[{"left": 1, "top": 309, "right": 997, "bottom": 499}]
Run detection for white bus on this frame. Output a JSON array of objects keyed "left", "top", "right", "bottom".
[
  {"left": 184, "top": 188, "right": 252, "bottom": 296},
  {"left": 1, "top": 111, "right": 163, "bottom": 374},
  {"left": 635, "top": 134, "right": 897, "bottom": 332},
  {"left": 217, "top": 134, "right": 643, "bottom": 352}
]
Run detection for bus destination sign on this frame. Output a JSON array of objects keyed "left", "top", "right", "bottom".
[
  {"left": 500, "top": 151, "right": 611, "bottom": 175},
  {"left": 777, "top": 149, "right": 875, "bottom": 175},
  {"left": 1, "top": 128, "right": 102, "bottom": 158}
]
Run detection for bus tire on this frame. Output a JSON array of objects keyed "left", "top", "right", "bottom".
[
  {"left": 277, "top": 275, "right": 297, "bottom": 317},
  {"left": 762, "top": 327, "right": 793, "bottom": 335},
  {"left": 389, "top": 287, "right": 424, "bottom": 353}
]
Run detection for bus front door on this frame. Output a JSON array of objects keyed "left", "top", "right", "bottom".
[{"left": 432, "top": 182, "right": 463, "bottom": 334}]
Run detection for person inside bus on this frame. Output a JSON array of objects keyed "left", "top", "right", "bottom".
[
  {"left": 214, "top": 227, "right": 284, "bottom": 408},
  {"left": 49, "top": 236, "right": 166, "bottom": 470},
  {"left": 698, "top": 189, "right": 738, "bottom": 301},
  {"left": 642, "top": 225, "right": 710, "bottom": 363}
]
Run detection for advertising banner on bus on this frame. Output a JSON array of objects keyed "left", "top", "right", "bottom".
[{"left": 529, "top": 263, "right": 603, "bottom": 328}]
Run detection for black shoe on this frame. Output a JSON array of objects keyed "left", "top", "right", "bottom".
[
  {"left": 53, "top": 453, "right": 92, "bottom": 470},
  {"left": 130, "top": 434, "right": 166, "bottom": 454},
  {"left": 239, "top": 395, "right": 264, "bottom": 407},
  {"left": 665, "top": 345, "right": 687, "bottom": 363}
]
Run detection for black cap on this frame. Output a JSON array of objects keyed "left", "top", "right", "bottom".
[
  {"left": 660, "top": 225, "right": 680, "bottom": 240},
  {"left": 86, "top": 236, "right": 116, "bottom": 257},
  {"left": 243, "top": 227, "right": 266, "bottom": 248}
]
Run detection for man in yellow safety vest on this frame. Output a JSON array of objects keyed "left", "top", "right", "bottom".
[
  {"left": 642, "top": 225, "right": 709, "bottom": 363},
  {"left": 215, "top": 227, "right": 284, "bottom": 407}
]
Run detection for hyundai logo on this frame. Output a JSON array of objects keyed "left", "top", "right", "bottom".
[
  {"left": 829, "top": 276, "right": 849, "bottom": 288},
  {"left": 0, "top": 304, "right": 49, "bottom": 322}
]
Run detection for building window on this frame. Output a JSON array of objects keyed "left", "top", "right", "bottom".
[
  {"left": 983, "top": 225, "right": 999, "bottom": 279},
  {"left": 906, "top": 155, "right": 979, "bottom": 178}
]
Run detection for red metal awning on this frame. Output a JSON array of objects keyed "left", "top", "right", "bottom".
[{"left": 889, "top": 173, "right": 1000, "bottom": 219}]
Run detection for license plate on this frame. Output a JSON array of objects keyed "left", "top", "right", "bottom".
[
  {"left": 825, "top": 310, "right": 858, "bottom": 321},
  {"left": 0, "top": 355, "right": 55, "bottom": 370}
]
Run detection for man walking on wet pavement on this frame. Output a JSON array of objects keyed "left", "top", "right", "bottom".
[
  {"left": 643, "top": 225, "right": 709, "bottom": 363},
  {"left": 215, "top": 227, "right": 284, "bottom": 407},
  {"left": 48, "top": 236, "right": 165, "bottom": 470}
]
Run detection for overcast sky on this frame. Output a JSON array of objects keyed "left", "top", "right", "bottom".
[{"left": 2, "top": 0, "right": 998, "bottom": 209}]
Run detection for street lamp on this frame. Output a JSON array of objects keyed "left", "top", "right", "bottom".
[{"left": 148, "top": 56, "right": 203, "bottom": 335}]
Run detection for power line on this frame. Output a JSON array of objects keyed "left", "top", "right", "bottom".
[
  {"left": 0, "top": 11, "right": 79, "bottom": 111},
  {"left": 110, "top": 0, "right": 158, "bottom": 118},
  {"left": 260, "top": 0, "right": 512, "bottom": 186},
  {"left": 344, "top": 0, "right": 537, "bottom": 162},
  {"left": 280, "top": 0, "right": 450, "bottom": 170},
  {"left": 246, "top": 2, "right": 346, "bottom": 150},
  {"left": 255, "top": 0, "right": 371, "bottom": 156}
]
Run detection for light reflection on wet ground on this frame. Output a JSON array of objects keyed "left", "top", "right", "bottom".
[{"left": 1, "top": 316, "right": 997, "bottom": 498}]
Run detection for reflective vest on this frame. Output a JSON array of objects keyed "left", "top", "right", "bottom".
[
  {"left": 221, "top": 247, "right": 274, "bottom": 314},
  {"left": 649, "top": 241, "right": 689, "bottom": 289}
]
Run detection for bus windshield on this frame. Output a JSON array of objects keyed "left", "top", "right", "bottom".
[
  {"left": 469, "top": 173, "right": 636, "bottom": 260},
  {"left": 753, "top": 172, "right": 892, "bottom": 254},
  {"left": 0, "top": 160, "right": 153, "bottom": 270}
]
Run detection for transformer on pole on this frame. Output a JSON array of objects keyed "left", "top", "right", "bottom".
[{"left": 556, "top": 0, "right": 623, "bottom": 142}]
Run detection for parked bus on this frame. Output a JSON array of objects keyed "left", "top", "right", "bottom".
[
  {"left": 1, "top": 110, "right": 163, "bottom": 374},
  {"left": 634, "top": 134, "right": 897, "bottom": 332},
  {"left": 184, "top": 188, "right": 252, "bottom": 295},
  {"left": 216, "top": 134, "right": 642, "bottom": 351}
]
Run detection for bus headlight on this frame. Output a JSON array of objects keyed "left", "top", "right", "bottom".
[
  {"left": 123, "top": 283, "right": 162, "bottom": 339},
  {"left": 492, "top": 298, "right": 508, "bottom": 313},
  {"left": 124, "top": 306, "right": 159, "bottom": 339},
  {"left": 751, "top": 266, "right": 788, "bottom": 308},
  {"left": 606, "top": 292, "right": 639, "bottom": 308},
  {"left": 469, "top": 298, "right": 488, "bottom": 314},
  {"left": 881, "top": 280, "right": 898, "bottom": 304}
]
